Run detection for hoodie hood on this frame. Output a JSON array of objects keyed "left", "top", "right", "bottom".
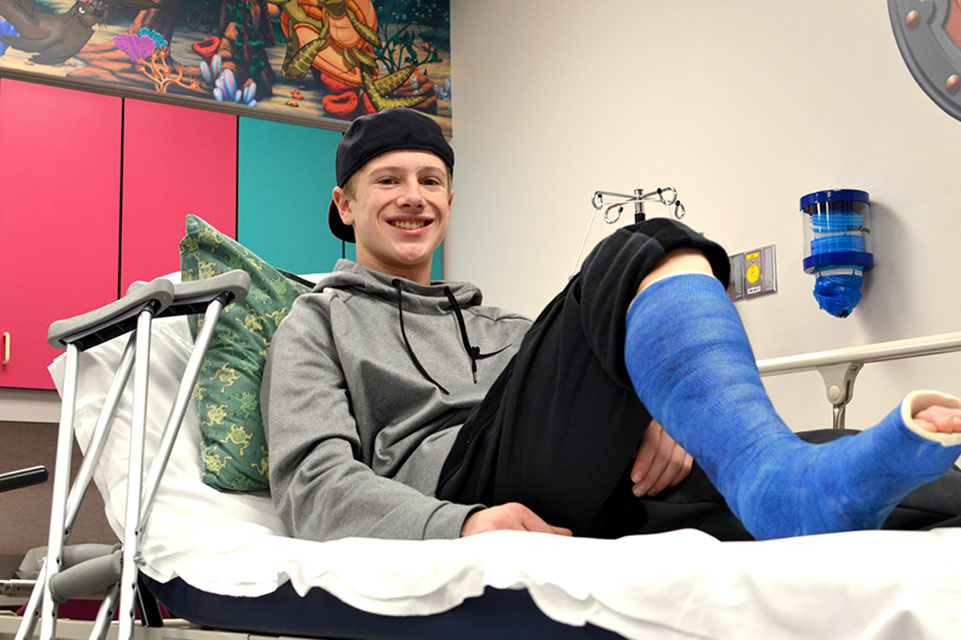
[{"left": 318, "top": 260, "right": 484, "bottom": 313}]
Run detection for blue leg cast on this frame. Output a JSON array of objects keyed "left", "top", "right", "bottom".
[{"left": 624, "top": 273, "right": 961, "bottom": 540}]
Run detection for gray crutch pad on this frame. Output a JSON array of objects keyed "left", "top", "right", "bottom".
[{"left": 47, "top": 279, "right": 175, "bottom": 351}]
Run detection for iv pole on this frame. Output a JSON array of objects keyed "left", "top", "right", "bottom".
[{"left": 571, "top": 187, "right": 686, "bottom": 278}]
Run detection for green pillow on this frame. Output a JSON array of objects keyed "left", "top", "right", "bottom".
[{"left": 180, "top": 215, "right": 313, "bottom": 491}]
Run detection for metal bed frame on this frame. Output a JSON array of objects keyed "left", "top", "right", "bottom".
[{"left": 758, "top": 330, "right": 961, "bottom": 429}]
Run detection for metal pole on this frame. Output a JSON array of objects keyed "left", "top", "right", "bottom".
[
  {"left": 118, "top": 309, "right": 154, "bottom": 640},
  {"left": 38, "top": 344, "right": 79, "bottom": 640},
  {"left": 139, "top": 299, "right": 224, "bottom": 526}
]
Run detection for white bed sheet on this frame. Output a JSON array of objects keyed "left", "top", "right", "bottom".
[{"left": 47, "top": 313, "right": 961, "bottom": 640}]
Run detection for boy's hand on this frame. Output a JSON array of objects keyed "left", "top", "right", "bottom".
[
  {"left": 630, "top": 419, "right": 693, "bottom": 497},
  {"left": 460, "top": 502, "right": 573, "bottom": 537}
]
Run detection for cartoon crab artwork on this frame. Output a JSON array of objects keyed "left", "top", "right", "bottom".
[{"left": 267, "top": 0, "right": 432, "bottom": 117}]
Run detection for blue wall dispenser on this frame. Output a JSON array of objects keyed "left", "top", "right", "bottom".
[{"left": 800, "top": 189, "right": 874, "bottom": 318}]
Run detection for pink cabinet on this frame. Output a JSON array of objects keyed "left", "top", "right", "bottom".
[
  {"left": 120, "top": 100, "right": 236, "bottom": 291},
  {"left": 0, "top": 79, "right": 122, "bottom": 390},
  {"left": 0, "top": 80, "right": 237, "bottom": 390}
]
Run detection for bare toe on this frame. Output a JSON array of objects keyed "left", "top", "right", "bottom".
[{"left": 913, "top": 405, "right": 961, "bottom": 433}]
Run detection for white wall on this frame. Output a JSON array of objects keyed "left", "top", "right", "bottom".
[{"left": 448, "top": 0, "right": 961, "bottom": 431}]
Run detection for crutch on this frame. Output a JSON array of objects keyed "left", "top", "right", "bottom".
[
  {"left": 15, "top": 279, "right": 170, "bottom": 640},
  {"left": 16, "top": 270, "right": 250, "bottom": 640}
]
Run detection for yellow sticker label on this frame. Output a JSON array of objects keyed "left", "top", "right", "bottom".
[{"left": 746, "top": 252, "right": 760, "bottom": 260}]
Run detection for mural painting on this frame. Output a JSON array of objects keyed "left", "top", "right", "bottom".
[{"left": 0, "top": 0, "right": 451, "bottom": 133}]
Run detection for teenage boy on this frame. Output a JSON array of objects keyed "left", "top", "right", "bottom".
[{"left": 261, "top": 108, "right": 961, "bottom": 543}]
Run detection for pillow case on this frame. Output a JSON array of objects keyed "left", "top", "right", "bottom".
[{"left": 180, "top": 215, "right": 313, "bottom": 491}]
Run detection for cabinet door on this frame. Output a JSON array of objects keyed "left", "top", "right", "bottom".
[
  {"left": 120, "top": 100, "right": 237, "bottom": 291},
  {"left": 0, "top": 80, "right": 122, "bottom": 390}
]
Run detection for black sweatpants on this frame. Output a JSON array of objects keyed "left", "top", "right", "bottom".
[
  {"left": 437, "top": 218, "right": 961, "bottom": 539},
  {"left": 437, "top": 219, "right": 731, "bottom": 537}
]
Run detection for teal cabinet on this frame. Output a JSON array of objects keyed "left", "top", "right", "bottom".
[{"left": 237, "top": 118, "right": 344, "bottom": 275}]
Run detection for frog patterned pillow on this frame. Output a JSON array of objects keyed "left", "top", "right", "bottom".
[{"left": 180, "top": 215, "right": 312, "bottom": 492}]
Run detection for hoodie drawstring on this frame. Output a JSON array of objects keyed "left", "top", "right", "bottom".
[
  {"left": 391, "top": 280, "right": 509, "bottom": 394},
  {"left": 442, "top": 288, "right": 509, "bottom": 383},
  {"left": 393, "top": 279, "right": 450, "bottom": 395}
]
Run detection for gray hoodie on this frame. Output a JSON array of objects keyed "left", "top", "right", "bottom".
[{"left": 262, "top": 260, "right": 532, "bottom": 541}]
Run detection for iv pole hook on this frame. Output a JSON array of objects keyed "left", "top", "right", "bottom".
[{"left": 573, "top": 186, "right": 687, "bottom": 278}]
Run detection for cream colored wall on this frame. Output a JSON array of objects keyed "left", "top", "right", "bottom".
[{"left": 448, "top": 0, "right": 961, "bottom": 431}]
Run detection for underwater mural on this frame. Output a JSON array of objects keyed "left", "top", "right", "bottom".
[{"left": 0, "top": 0, "right": 451, "bottom": 133}]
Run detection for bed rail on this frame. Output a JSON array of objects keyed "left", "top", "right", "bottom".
[{"left": 757, "top": 330, "right": 961, "bottom": 429}]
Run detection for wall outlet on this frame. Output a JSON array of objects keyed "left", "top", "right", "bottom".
[{"left": 728, "top": 244, "right": 777, "bottom": 302}]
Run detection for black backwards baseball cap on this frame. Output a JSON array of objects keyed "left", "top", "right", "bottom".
[{"left": 328, "top": 108, "right": 454, "bottom": 243}]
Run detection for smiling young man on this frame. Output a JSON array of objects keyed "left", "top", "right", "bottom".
[{"left": 262, "top": 108, "right": 961, "bottom": 545}]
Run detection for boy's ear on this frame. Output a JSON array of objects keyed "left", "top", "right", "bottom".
[{"left": 332, "top": 186, "right": 354, "bottom": 225}]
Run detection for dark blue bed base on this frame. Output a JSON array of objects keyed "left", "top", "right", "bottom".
[{"left": 144, "top": 575, "right": 626, "bottom": 640}]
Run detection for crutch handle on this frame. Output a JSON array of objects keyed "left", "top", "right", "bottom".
[
  {"left": 47, "top": 279, "right": 175, "bottom": 351},
  {"left": 62, "top": 543, "right": 121, "bottom": 569},
  {"left": 47, "top": 549, "right": 122, "bottom": 603}
]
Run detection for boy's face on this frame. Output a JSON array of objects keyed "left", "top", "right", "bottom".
[{"left": 333, "top": 149, "right": 453, "bottom": 283}]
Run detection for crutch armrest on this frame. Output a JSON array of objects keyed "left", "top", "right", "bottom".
[
  {"left": 163, "top": 270, "right": 251, "bottom": 317},
  {"left": 47, "top": 279, "right": 175, "bottom": 351}
]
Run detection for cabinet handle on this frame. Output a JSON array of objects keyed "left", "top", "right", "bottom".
[{"left": 2, "top": 332, "right": 9, "bottom": 365}]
